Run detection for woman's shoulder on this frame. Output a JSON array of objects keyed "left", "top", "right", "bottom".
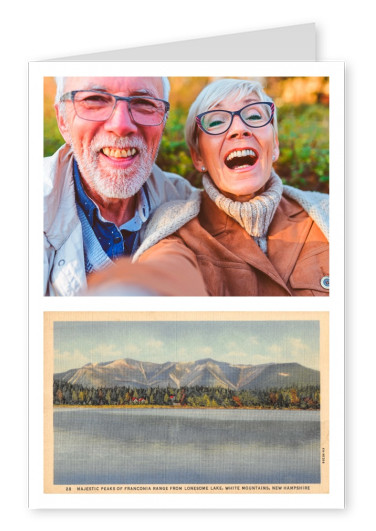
[
  {"left": 283, "top": 185, "right": 328, "bottom": 205},
  {"left": 282, "top": 185, "right": 329, "bottom": 241}
]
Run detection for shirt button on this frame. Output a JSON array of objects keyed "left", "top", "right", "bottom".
[
  {"left": 320, "top": 276, "right": 329, "bottom": 289},
  {"left": 114, "top": 237, "right": 122, "bottom": 244},
  {"left": 58, "top": 259, "right": 65, "bottom": 266}
]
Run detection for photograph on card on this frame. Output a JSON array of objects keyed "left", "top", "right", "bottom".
[
  {"left": 44, "top": 311, "right": 329, "bottom": 494},
  {"left": 43, "top": 76, "right": 329, "bottom": 297}
]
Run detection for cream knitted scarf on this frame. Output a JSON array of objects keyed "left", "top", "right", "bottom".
[{"left": 202, "top": 170, "right": 283, "bottom": 253}]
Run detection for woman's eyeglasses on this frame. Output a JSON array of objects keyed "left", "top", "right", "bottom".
[{"left": 196, "top": 102, "right": 274, "bottom": 135}]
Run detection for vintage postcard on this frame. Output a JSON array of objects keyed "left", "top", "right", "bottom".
[{"left": 43, "top": 311, "right": 330, "bottom": 506}]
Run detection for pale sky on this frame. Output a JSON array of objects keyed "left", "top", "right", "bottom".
[{"left": 54, "top": 320, "right": 320, "bottom": 374}]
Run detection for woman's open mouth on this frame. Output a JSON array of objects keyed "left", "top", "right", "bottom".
[{"left": 225, "top": 148, "right": 259, "bottom": 170}]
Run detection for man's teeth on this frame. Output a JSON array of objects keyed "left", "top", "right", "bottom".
[
  {"left": 226, "top": 149, "right": 256, "bottom": 161},
  {"left": 102, "top": 147, "right": 137, "bottom": 158}
]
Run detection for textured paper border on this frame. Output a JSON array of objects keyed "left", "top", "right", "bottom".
[{"left": 44, "top": 311, "right": 329, "bottom": 495}]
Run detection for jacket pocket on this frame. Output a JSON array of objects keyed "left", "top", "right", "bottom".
[{"left": 289, "top": 248, "right": 329, "bottom": 296}]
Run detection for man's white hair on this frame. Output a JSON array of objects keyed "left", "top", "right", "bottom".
[
  {"left": 54, "top": 76, "right": 170, "bottom": 103},
  {"left": 185, "top": 78, "right": 278, "bottom": 154}
]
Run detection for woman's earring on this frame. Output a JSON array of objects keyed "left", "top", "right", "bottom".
[{"left": 201, "top": 166, "right": 206, "bottom": 172}]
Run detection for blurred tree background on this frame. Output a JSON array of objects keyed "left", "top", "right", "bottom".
[{"left": 44, "top": 76, "right": 329, "bottom": 193}]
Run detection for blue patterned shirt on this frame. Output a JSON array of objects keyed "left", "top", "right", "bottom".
[{"left": 73, "top": 160, "right": 150, "bottom": 260}]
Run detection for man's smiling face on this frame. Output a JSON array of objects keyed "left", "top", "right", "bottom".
[{"left": 56, "top": 77, "right": 166, "bottom": 200}]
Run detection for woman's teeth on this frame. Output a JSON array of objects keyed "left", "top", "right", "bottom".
[
  {"left": 226, "top": 149, "right": 257, "bottom": 161},
  {"left": 225, "top": 149, "right": 258, "bottom": 169},
  {"left": 102, "top": 147, "right": 137, "bottom": 158}
]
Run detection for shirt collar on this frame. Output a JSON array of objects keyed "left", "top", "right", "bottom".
[{"left": 120, "top": 185, "right": 150, "bottom": 232}]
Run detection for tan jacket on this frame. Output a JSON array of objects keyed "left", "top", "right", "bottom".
[{"left": 88, "top": 190, "right": 329, "bottom": 296}]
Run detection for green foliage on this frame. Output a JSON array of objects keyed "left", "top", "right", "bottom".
[
  {"left": 275, "top": 104, "right": 329, "bottom": 193},
  {"left": 156, "top": 107, "right": 201, "bottom": 187},
  {"left": 44, "top": 114, "right": 65, "bottom": 157}
]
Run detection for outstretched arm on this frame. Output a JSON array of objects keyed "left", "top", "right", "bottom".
[{"left": 86, "top": 237, "right": 208, "bottom": 296}]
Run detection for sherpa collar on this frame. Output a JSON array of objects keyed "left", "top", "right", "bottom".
[{"left": 133, "top": 176, "right": 329, "bottom": 262}]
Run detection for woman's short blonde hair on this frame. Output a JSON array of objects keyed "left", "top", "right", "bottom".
[{"left": 185, "top": 78, "right": 278, "bottom": 154}]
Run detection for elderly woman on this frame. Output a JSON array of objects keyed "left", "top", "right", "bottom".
[{"left": 88, "top": 78, "right": 329, "bottom": 296}]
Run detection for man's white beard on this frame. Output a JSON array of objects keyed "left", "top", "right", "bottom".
[{"left": 70, "top": 134, "right": 159, "bottom": 199}]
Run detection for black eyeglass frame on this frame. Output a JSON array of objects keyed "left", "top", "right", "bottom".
[
  {"left": 195, "top": 101, "right": 275, "bottom": 135},
  {"left": 60, "top": 90, "right": 170, "bottom": 125}
]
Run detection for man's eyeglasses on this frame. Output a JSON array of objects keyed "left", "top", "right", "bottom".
[
  {"left": 60, "top": 90, "right": 170, "bottom": 126},
  {"left": 196, "top": 102, "right": 275, "bottom": 135}
]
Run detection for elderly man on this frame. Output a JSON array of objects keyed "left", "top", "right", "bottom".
[{"left": 44, "top": 76, "right": 197, "bottom": 296}]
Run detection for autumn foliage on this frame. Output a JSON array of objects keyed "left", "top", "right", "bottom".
[{"left": 53, "top": 380, "right": 320, "bottom": 410}]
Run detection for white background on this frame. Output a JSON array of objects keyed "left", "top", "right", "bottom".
[{"left": 2, "top": 0, "right": 372, "bottom": 527}]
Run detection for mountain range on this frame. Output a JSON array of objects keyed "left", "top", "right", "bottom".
[{"left": 54, "top": 358, "right": 319, "bottom": 391}]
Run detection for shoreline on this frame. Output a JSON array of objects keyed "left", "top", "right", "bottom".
[{"left": 53, "top": 404, "right": 319, "bottom": 411}]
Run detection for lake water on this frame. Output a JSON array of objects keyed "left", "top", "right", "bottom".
[{"left": 54, "top": 408, "right": 320, "bottom": 485}]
